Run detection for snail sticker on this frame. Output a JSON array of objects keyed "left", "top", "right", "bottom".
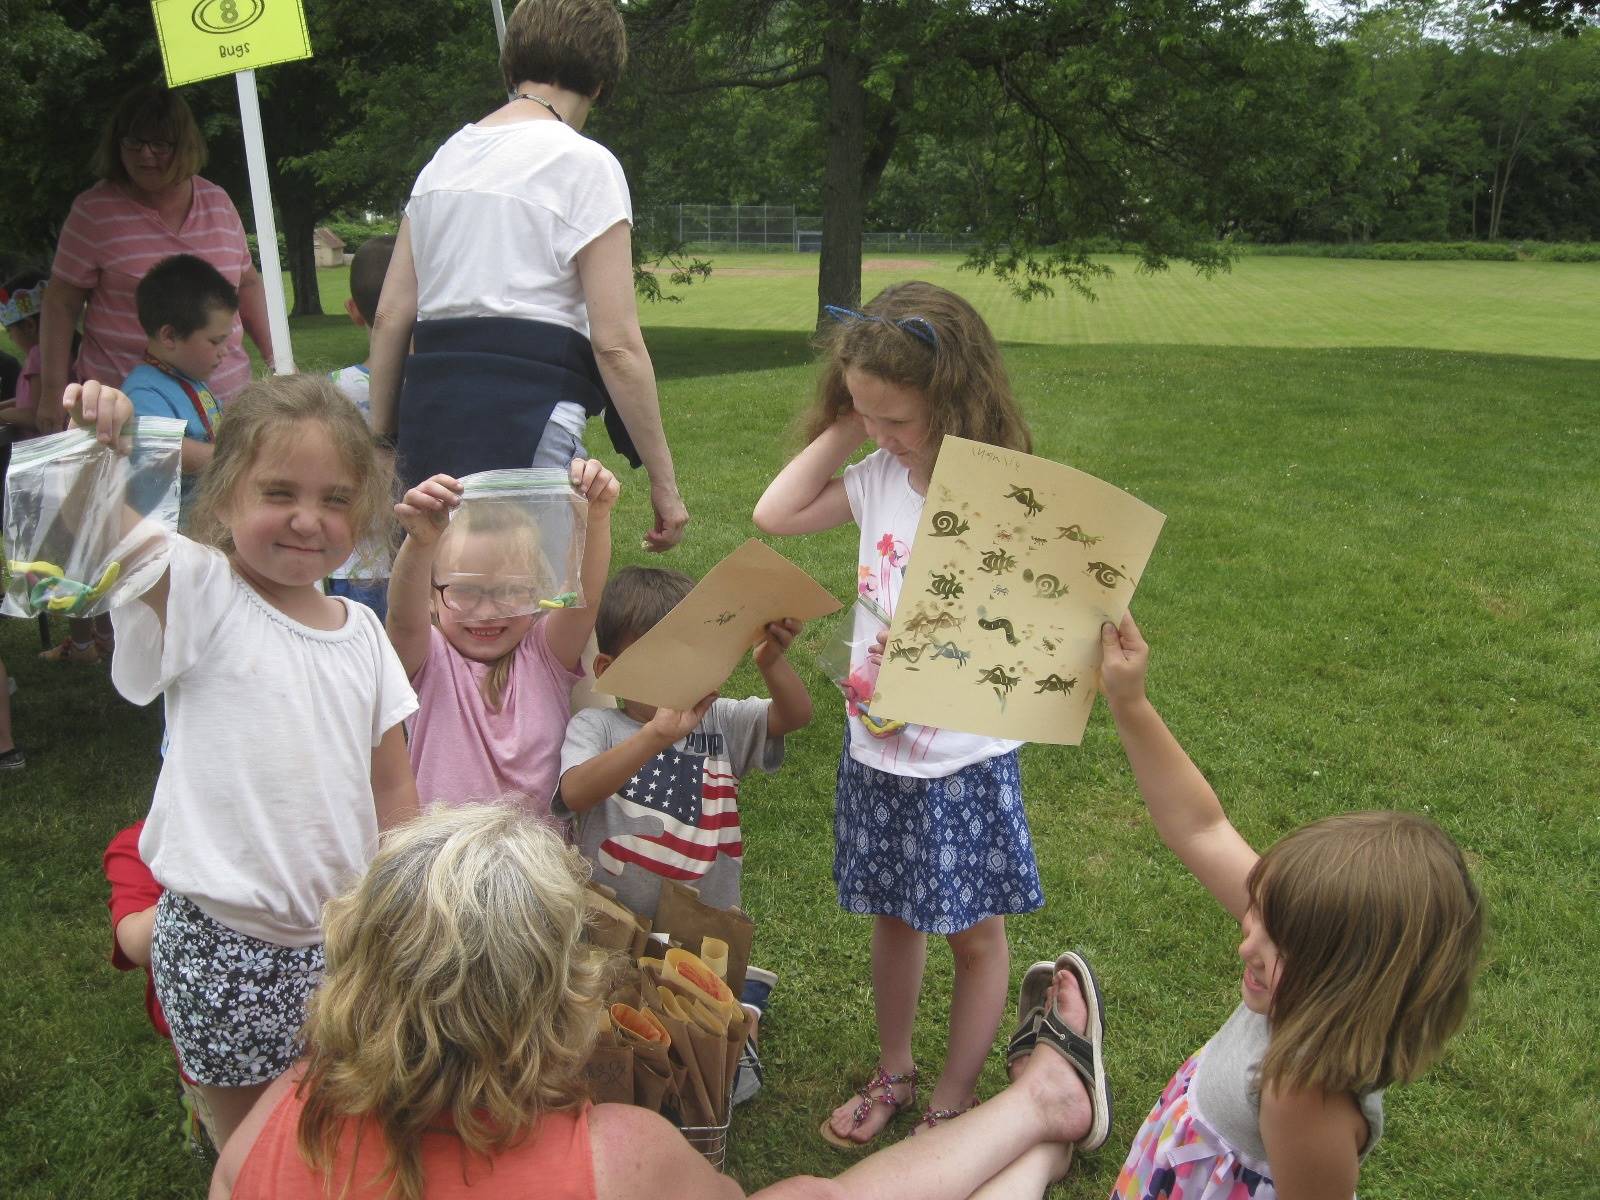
[
  {"left": 930, "top": 511, "right": 970, "bottom": 537},
  {"left": 1085, "top": 561, "right": 1128, "bottom": 588}
]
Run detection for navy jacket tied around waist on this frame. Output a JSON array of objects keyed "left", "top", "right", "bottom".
[{"left": 396, "top": 316, "right": 641, "bottom": 486}]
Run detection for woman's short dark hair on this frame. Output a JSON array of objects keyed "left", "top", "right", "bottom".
[
  {"left": 501, "top": 0, "right": 628, "bottom": 104},
  {"left": 92, "top": 84, "right": 208, "bottom": 188}
]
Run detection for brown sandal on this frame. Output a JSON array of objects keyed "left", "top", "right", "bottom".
[{"left": 819, "top": 1065, "right": 919, "bottom": 1149}]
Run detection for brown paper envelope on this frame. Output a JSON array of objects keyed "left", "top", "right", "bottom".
[
  {"left": 594, "top": 538, "right": 842, "bottom": 709},
  {"left": 655, "top": 971, "right": 731, "bottom": 1034},
  {"left": 656, "top": 1007, "right": 716, "bottom": 1125},
  {"left": 664, "top": 948, "right": 738, "bottom": 1014},
  {"left": 654, "top": 881, "right": 755, "bottom": 996},
  {"left": 685, "top": 1021, "right": 731, "bottom": 1120},
  {"left": 634, "top": 1053, "right": 672, "bottom": 1112},
  {"left": 580, "top": 1042, "right": 634, "bottom": 1104},
  {"left": 610, "top": 1002, "right": 671, "bottom": 1047}
]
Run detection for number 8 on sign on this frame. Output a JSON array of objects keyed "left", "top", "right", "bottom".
[{"left": 192, "top": 0, "right": 264, "bottom": 34}]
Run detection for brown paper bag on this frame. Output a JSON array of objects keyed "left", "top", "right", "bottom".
[
  {"left": 580, "top": 1041, "right": 634, "bottom": 1104},
  {"left": 584, "top": 883, "right": 651, "bottom": 958},
  {"left": 633, "top": 1048, "right": 673, "bottom": 1112},
  {"left": 653, "top": 881, "right": 755, "bottom": 995}
]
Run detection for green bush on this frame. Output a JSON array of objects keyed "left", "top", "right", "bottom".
[
  {"left": 324, "top": 216, "right": 399, "bottom": 255},
  {"left": 1239, "top": 240, "right": 1600, "bottom": 262}
]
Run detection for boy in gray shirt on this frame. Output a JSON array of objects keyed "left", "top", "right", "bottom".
[{"left": 556, "top": 566, "right": 812, "bottom": 921}]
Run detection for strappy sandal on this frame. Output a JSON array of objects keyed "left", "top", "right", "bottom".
[
  {"left": 1026, "top": 950, "right": 1113, "bottom": 1152},
  {"left": 913, "top": 1098, "right": 978, "bottom": 1135},
  {"left": 818, "top": 1064, "right": 918, "bottom": 1149}
]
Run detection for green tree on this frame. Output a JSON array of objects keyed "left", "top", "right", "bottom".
[{"left": 620, "top": 0, "right": 1331, "bottom": 319}]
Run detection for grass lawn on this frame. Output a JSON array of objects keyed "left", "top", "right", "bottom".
[{"left": 2, "top": 258, "right": 1597, "bottom": 1196}]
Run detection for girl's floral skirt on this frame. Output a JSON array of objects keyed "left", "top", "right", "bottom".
[{"left": 151, "top": 892, "right": 323, "bottom": 1086}]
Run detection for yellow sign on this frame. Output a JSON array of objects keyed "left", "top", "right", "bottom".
[{"left": 151, "top": 0, "right": 312, "bottom": 88}]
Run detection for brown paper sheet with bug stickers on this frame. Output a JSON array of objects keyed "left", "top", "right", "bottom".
[{"left": 871, "top": 437, "right": 1165, "bottom": 746}]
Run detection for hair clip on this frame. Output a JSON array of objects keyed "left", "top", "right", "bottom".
[{"left": 823, "top": 304, "right": 939, "bottom": 350}]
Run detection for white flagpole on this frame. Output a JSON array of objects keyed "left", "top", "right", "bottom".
[
  {"left": 490, "top": 0, "right": 508, "bottom": 50},
  {"left": 234, "top": 69, "right": 296, "bottom": 375}
]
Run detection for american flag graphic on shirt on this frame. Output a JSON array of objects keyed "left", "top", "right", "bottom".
[{"left": 597, "top": 730, "right": 742, "bottom": 881}]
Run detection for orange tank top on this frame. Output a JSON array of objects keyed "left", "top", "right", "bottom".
[{"left": 231, "top": 1087, "right": 598, "bottom": 1200}]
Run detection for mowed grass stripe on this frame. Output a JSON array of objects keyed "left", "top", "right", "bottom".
[{"left": 635, "top": 253, "right": 1599, "bottom": 360}]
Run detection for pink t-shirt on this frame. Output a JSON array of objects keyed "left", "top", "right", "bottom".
[
  {"left": 52, "top": 178, "right": 256, "bottom": 401},
  {"left": 409, "top": 622, "right": 583, "bottom": 819}
]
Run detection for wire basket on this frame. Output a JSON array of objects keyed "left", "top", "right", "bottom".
[{"left": 678, "top": 1101, "right": 733, "bottom": 1171}]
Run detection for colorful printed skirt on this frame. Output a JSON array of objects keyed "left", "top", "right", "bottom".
[
  {"left": 1112, "top": 1052, "right": 1277, "bottom": 1200},
  {"left": 833, "top": 747, "right": 1043, "bottom": 934}
]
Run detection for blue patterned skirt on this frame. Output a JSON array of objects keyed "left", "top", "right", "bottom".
[{"left": 833, "top": 747, "right": 1043, "bottom": 934}]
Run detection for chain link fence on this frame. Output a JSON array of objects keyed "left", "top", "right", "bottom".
[{"left": 639, "top": 204, "right": 979, "bottom": 254}]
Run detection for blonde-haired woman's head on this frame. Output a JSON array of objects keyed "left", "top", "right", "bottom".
[
  {"left": 187, "top": 374, "right": 394, "bottom": 576},
  {"left": 297, "top": 803, "right": 605, "bottom": 1200},
  {"left": 1249, "top": 810, "right": 1484, "bottom": 1095}
]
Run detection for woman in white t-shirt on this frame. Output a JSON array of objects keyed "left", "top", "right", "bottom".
[{"left": 367, "top": 0, "right": 688, "bottom": 553}]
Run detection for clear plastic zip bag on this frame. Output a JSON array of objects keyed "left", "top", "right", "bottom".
[
  {"left": 430, "top": 468, "right": 587, "bottom": 619},
  {"left": 815, "top": 593, "right": 906, "bottom": 738},
  {"left": 2, "top": 417, "right": 185, "bottom": 619}
]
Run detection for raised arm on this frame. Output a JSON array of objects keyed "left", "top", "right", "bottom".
[
  {"left": 753, "top": 619, "right": 813, "bottom": 736},
  {"left": 558, "top": 696, "right": 715, "bottom": 815},
  {"left": 366, "top": 218, "right": 419, "bottom": 441},
  {"left": 38, "top": 275, "right": 90, "bottom": 433},
  {"left": 63, "top": 381, "right": 171, "bottom": 626},
  {"left": 577, "top": 220, "right": 687, "bottom": 553},
  {"left": 751, "top": 414, "right": 864, "bottom": 535},
  {"left": 543, "top": 457, "right": 620, "bottom": 672},
  {"left": 1099, "top": 613, "right": 1259, "bottom": 921},
  {"left": 386, "top": 474, "right": 462, "bottom": 678}
]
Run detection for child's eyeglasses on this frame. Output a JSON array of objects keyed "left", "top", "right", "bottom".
[
  {"left": 823, "top": 304, "right": 939, "bottom": 350},
  {"left": 120, "top": 136, "right": 175, "bottom": 157},
  {"left": 431, "top": 577, "right": 544, "bottom": 617}
]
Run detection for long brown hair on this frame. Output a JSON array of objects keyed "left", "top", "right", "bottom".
[
  {"left": 1248, "top": 811, "right": 1484, "bottom": 1095},
  {"left": 296, "top": 804, "right": 606, "bottom": 1200},
  {"left": 802, "top": 281, "right": 1031, "bottom": 454}
]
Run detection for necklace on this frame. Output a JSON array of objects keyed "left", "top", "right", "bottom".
[{"left": 512, "top": 92, "right": 566, "bottom": 124}]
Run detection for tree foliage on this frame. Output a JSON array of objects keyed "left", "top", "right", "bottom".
[{"left": 606, "top": 0, "right": 1345, "bottom": 315}]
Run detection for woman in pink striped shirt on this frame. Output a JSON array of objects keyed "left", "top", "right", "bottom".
[{"left": 37, "top": 85, "right": 274, "bottom": 432}]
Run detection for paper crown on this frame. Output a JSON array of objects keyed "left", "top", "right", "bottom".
[{"left": 0, "top": 282, "right": 45, "bottom": 328}]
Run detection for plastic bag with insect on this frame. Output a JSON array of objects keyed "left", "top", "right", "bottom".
[
  {"left": 2, "top": 416, "right": 184, "bottom": 619},
  {"left": 430, "top": 468, "right": 588, "bottom": 619},
  {"left": 815, "top": 594, "right": 905, "bottom": 738}
]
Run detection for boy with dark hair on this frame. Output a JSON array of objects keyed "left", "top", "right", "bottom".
[
  {"left": 327, "top": 235, "right": 397, "bottom": 619},
  {"left": 556, "top": 564, "right": 809, "bottom": 1102},
  {"left": 122, "top": 253, "right": 238, "bottom": 487}
]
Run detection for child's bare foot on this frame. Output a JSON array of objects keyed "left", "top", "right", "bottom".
[
  {"left": 822, "top": 1065, "right": 917, "bottom": 1146},
  {"left": 1017, "top": 970, "right": 1094, "bottom": 1146}
]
